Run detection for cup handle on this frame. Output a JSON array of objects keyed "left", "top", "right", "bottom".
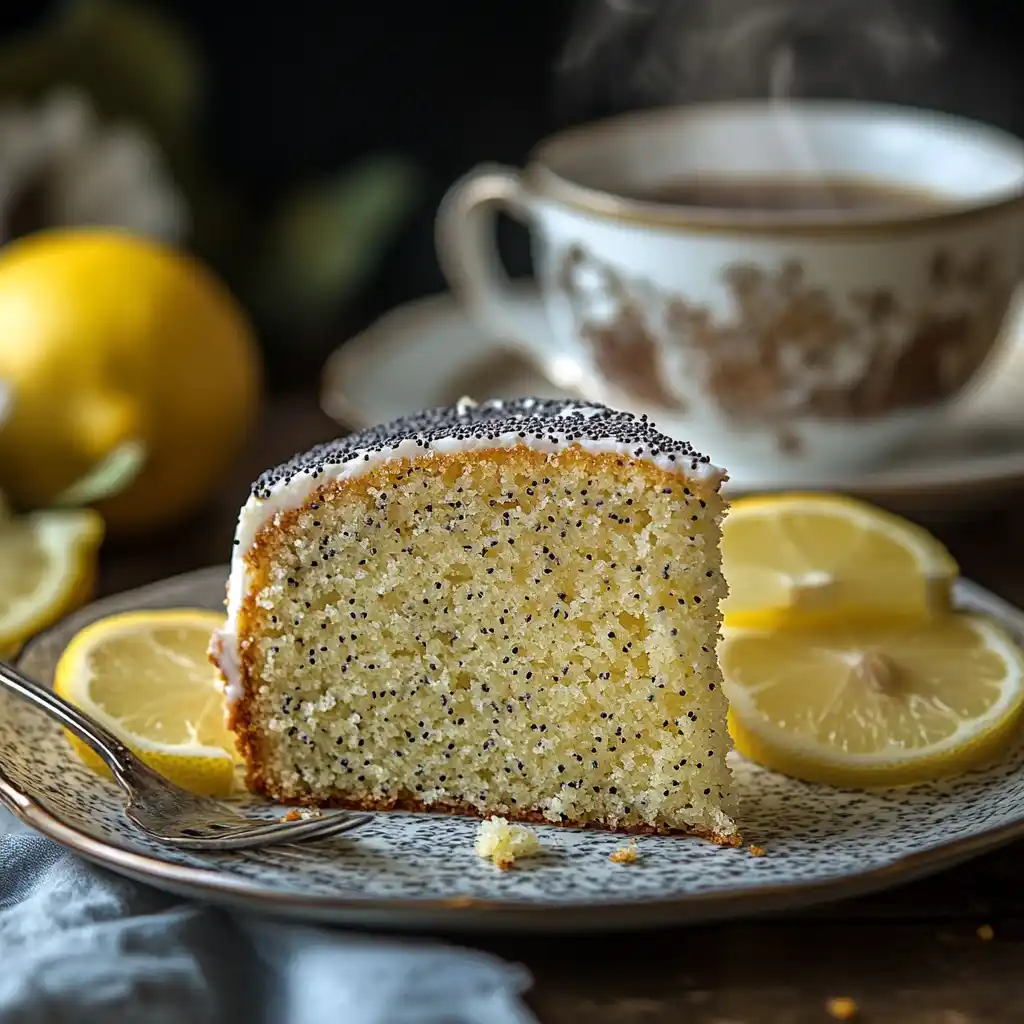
[
  {"left": 438, "top": 164, "right": 592, "bottom": 393},
  {"left": 436, "top": 164, "right": 541, "bottom": 358}
]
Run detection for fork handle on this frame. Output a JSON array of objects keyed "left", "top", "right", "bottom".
[{"left": 0, "top": 660, "right": 138, "bottom": 782}]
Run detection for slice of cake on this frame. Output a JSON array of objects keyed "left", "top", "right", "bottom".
[{"left": 210, "top": 397, "right": 737, "bottom": 843}]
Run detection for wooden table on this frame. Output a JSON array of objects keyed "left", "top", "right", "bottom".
[{"left": 97, "top": 393, "right": 1024, "bottom": 1024}]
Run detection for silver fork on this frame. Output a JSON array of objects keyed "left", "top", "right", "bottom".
[{"left": 0, "top": 660, "right": 372, "bottom": 850}]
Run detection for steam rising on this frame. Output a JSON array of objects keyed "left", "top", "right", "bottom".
[{"left": 558, "top": 0, "right": 954, "bottom": 112}]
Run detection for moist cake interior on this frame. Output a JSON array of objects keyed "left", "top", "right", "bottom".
[{"left": 219, "top": 399, "right": 737, "bottom": 842}]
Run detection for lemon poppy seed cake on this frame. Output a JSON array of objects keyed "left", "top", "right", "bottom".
[{"left": 211, "top": 397, "right": 737, "bottom": 842}]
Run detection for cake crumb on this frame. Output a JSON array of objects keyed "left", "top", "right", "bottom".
[
  {"left": 475, "top": 816, "right": 541, "bottom": 871},
  {"left": 280, "top": 807, "right": 322, "bottom": 823},
  {"left": 609, "top": 840, "right": 639, "bottom": 864},
  {"left": 748, "top": 844, "right": 766, "bottom": 857},
  {"left": 977, "top": 924, "right": 995, "bottom": 941},
  {"left": 826, "top": 997, "right": 858, "bottom": 1020}
]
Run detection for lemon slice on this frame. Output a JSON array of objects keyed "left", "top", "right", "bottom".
[
  {"left": 721, "top": 493, "right": 958, "bottom": 627},
  {"left": 0, "top": 509, "right": 104, "bottom": 654},
  {"left": 722, "top": 614, "right": 1024, "bottom": 787},
  {"left": 54, "top": 609, "right": 235, "bottom": 796}
]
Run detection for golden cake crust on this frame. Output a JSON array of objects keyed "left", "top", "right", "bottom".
[{"left": 242, "top": 784, "right": 741, "bottom": 845}]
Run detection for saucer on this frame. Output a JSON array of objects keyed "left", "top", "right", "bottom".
[{"left": 321, "top": 286, "right": 1024, "bottom": 520}]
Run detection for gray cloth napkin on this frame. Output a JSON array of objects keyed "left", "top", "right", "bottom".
[{"left": 0, "top": 809, "right": 537, "bottom": 1024}]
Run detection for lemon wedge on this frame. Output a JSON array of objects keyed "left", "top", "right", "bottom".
[
  {"left": 1, "top": 509, "right": 104, "bottom": 655},
  {"left": 54, "top": 609, "right": 236, "bottom": 796},
  {"left": 722, "top": 613, "right": 1024, "bottom": 787},
  {"left": 721, "top": 493, "right": 958, "bottom": 627}
]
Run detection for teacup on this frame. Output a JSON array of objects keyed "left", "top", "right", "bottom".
[{"left": 436, "top": 101, "right": 1024, "bottom": 478}]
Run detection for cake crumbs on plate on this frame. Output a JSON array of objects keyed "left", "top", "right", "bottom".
[
  {"left": 748, "top": 844, "right": 766, "bottom": 857},
  {"left": 475, "top": 816, "right": 542, "bottom": 871},
  {"left": 977, "top": 923, "right": 995, "bottom": 941},
  {"left": 280, "top": 807, "right": 323, "bottom": 823},
  {"left": 826, "top": 996, "right": 858, "bottom": 1020},
  {"left": 609, "top": 840, "right": 639, "bottom": 864}
]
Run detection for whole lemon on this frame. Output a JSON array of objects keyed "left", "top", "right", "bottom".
[{"left": 0, "top": 230, "right": 261, "bottom": 534}]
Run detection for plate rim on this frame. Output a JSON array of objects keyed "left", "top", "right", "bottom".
[
  {"left": 4, "top": 567, "right": 1024, "bottom": 932},
  {"left": 320, "top": 288, "right": 1024, "bottom": 499},
  {"left": 3, "top": 774, "right": 1021, "bottom": 932}
]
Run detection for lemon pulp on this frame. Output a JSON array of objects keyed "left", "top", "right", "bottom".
[
  {"left": 722, "top": 493, "right": 958, "bottom": 628},
  {"left": 0, "top": 509, "right": 103, "bottom": 653},
  {"left": 722, "top": 613, "right": 1024, "bottom": 787},
  {"left": 54, "top": 609, "right": 236, "bottom": 796}
]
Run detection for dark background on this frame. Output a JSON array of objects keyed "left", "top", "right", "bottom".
[
  {"left": 159, "top": 0, "right": 1024, "bottom": 316},
  {"left": 3, "top": 0, "right": 1023, "bottom": 384},
  {"left": 145, "top": 1, "right": 577, "bottom": 332}
]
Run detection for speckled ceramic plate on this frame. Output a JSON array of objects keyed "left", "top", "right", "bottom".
[
  {"left": 321, "top": 287, "right": 1024, "bottom": 521},
  {"left": 4, "top": 566, "right": 1024, "bottom": 934}
]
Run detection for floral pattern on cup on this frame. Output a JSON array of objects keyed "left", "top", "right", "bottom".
[{"left": 557, "top": 244, "right": 1012, "bottom": 452}]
